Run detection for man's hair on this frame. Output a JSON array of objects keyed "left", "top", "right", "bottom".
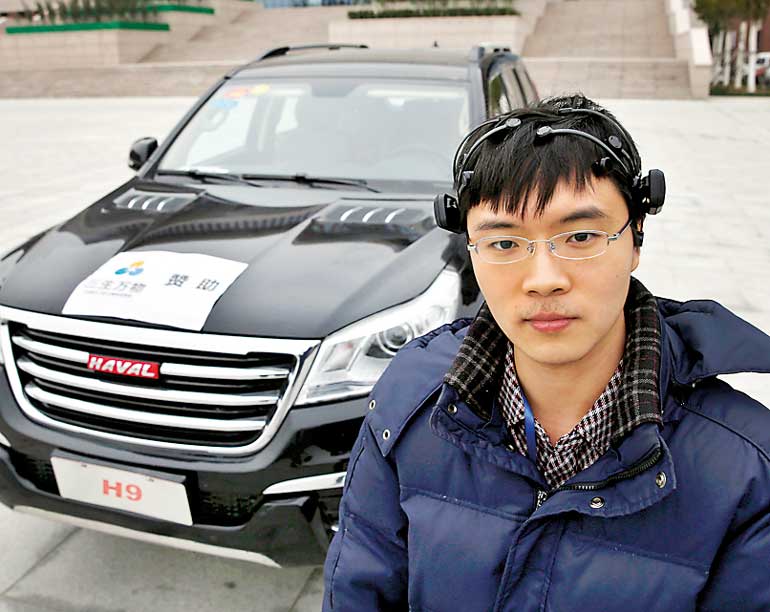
[{"left": 457, "top": 94, "right": 644, "bottom": 224}]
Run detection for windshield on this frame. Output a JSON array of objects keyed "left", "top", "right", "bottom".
[{"left": 158, "top": 77, "right": 470, "bottom": 187}]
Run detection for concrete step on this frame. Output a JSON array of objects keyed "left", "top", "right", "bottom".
[
  {"left": 524, "top": 0, "right": 676, "bottom": 58},
  {"left": 0, "top": 62, "right": 240, "bottom": 98},
  {"left": 524, "top": 57, "right": 691, "bottom": 99},
  {"left": 142, "top": 5, "right": 348, "bottom": 64},
  {"left": 0, "top": 58, "right": 694, "bottom": 100},
  {"left": 143, "top": 38, "right": 295, "bottom": 63},
  {"left": 524, "top": 41, "right": 676, "bottom": 58},
  {"left": 521, "top": 0, "right": 689, "bottom": 97}
]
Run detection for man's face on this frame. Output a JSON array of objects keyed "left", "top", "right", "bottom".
[{"left": 466, "top": 176, "right": 640, "bottom": 368}]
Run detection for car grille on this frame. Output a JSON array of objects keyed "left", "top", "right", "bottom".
[{"left": 0, "top": 310, "right": 318, "bottom": 455}]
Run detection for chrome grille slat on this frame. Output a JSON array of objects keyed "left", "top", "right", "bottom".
[
  {"left": 32, "top": 378, "right": 261, "bottom": 418},
  {"left": 16, "top": 358, "right": 279, "bottom": 407},
  {"left": 160, "top": 362, "right": 289, "bottom": 381},
  {"left": 12, "top": 335, "right": 291, "bottom": 380},
  {"left": 12, "top": 336, "right": 85, "bottom": 364},
  {"left": 25, "top": 383, "right": 267, "bottom": 432}
]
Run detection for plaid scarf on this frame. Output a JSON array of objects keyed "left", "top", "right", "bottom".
[{"left": 443, "top": 277, "right": 662, "bottom": 449}]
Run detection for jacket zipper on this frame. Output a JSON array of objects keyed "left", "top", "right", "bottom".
[{"left": 534, "top": 444, "right": 664, "bottom": 509}]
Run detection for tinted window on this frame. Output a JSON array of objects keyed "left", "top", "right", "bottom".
[
  {"left": 487, "top": 70, "right": 511, "bottom": 117},
  {"left": 159, "top": 78, "right": 470, "bottom": 184},
  {"left": 502, "top": 66, "right": 526, "bottom": 109}
]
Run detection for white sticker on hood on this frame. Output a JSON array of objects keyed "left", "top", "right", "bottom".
[{"left": 62, "top": 251, "right": 248, "bottom": 331}]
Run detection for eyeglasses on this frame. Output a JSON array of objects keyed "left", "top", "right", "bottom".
[{"left": 467, "top": 218, "right": 633, "bottom": 265}]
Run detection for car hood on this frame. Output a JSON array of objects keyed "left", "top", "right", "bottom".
[{"left": 0, "top": 179, "right": 461, "bottom": 338}]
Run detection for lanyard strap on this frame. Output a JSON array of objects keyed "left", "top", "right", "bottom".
[{"left": 521, "top": 391, "right": 538, "bottom": 465}]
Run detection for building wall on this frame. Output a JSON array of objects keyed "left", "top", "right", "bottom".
[{"left": 759, "top": 9, "right": 770, "bottom": 52}]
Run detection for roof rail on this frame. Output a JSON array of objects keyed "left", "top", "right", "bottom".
[
  {"left": 468, "top": 44, "right": 512, "bottom": 61},
  {"left": 256, "top": 44, "right": 369, "bottom": 61}
]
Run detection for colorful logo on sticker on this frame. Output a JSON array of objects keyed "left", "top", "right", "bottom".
[
  {"left": 249, "top": 84, "right": 270, "bottom": 96},
  {"left": 223, "top": 86, "right": 251, "bottom": 100},
  {"left": 115, "top": 261, "right": 145, "bottom": 276},
  {"left": 219, "top": 84, "right": 270, "bottom": 101},
  {"left": 213, "top": 98, "right": 238, "bottom": 110}
]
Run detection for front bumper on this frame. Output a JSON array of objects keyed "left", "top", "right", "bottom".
[{"left": 0, "top": 369, "right": 365, "bottom": 567}]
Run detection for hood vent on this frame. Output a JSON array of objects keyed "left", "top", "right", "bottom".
[
  {"left": 301, "top": 203, "right": 435, "bottom": 246},
  {"left": 325, "top": 204, "right": 431, "bottom": 227},
  {"left": 112, "top": 190, "right": 198, "bottom": 214}
]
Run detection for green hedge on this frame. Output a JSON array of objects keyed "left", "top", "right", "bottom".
[
  {"left": 148, "top": 3, "right": 214, "bottom": 12},
  {"left": 349, "top": 6, "right": 518, "bottom": 18},
  {"left": 710, "top": 84, "right": 770, "bottom": 96},
  {"left": 6, "top": 20, "right": 169, "bottom": 31}
]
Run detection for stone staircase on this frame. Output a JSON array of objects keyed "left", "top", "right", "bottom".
[
  {"left": 141, "top": 5, "right": 348, "bottom": 64},
  {"left": 0, "top": 0, "right": 699, "bottom": 98},
  {"left": 0, "top": 4, "right": 352, "bottom": 97},
  {"left": 523, "top": 0, "right": 693, "bottom": 98}
]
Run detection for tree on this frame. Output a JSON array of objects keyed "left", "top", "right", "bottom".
[
  {"left": 733, "top": 20, "right": 747, "bottom": 88},
  {"left": 695, "top": 0, "right": 741, "bottom": 85},
  {"left": 56, "top": 0, "right": 68, "bottom": 22},
  {"left": 44, "top": 0, "right": 57, "bottom": 22},
  {"left": 69, "top": 0, "right": 81, "bottom": 22},
  {"left": 34, "top": 0, "right": 48, "bottom": 21}
]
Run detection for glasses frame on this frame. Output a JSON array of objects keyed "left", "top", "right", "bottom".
[{"left": 467, "top": 217, "right": 634, "bottom": 265}]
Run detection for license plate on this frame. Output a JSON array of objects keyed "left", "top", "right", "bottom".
[{"left": 51, "top": 455, "right": 193, "bottom": 526}]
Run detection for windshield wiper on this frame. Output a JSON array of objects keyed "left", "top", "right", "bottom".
[
  {"left": 240, "top": 173, "right": 380, "bottom": 193},
  {"left": 155, "top": 169, "right": 265, "bottom": 188}
]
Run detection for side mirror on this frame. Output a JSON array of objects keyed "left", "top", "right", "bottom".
[{"left": 128, "top": 137, "right": 158, "bottom": 171}]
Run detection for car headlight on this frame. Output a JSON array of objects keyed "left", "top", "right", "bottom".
[
  {"left": 0, "top": 244, "right": 26, "bottom": 367},
  {"left": 295, "top": 269, "right": 461, "bottom": 406}
]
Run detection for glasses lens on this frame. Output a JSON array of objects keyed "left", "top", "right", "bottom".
[
  {"left": 476, "top": 236, "right": 529, "bottom": 264},
  {"left": 552, "top": 231, "right": 609, "bottom": 260}
]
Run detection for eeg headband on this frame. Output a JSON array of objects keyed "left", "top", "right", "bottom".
[{"left": 434, "top": 107, "right": 666, "bottom": 245}]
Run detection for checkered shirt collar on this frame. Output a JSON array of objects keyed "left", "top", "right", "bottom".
[
  {"left": 443, "top": 277, "right": 663, "bottom": 441},
  {"left": 498, "top": 342, "right": 623, "bottom": 452},
  {"left": 498, "top": 342, "right": 623, "bottom": 488}
]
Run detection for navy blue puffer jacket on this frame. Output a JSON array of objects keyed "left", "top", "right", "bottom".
[{"left": 323, "top": 296, "right": 770, "bottom": 611}]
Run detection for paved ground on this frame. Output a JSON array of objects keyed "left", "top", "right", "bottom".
[{"left": 0, "top": 97, "right": 768, "bottom": 611}]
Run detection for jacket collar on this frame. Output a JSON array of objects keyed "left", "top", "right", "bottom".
[
  {"left": 367, "top": 283, "right": 770, "bottom": 465},
  {"left": 430, "top": 383, "right": 676, "bottom": 518},
  {"left": 429, "top": 292, "right": 770, "bottom": 517},
  {"left": 657, "top": 296, "right": 770, "bottom": 388}
]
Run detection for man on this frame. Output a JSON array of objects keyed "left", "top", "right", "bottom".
[{"left": 322, "top": 95, "right": 770, "bottom": 611}]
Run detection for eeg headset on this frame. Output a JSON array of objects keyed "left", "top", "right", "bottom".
[{"left": 434, "top": 107, "right": 666, "bottom": 247}]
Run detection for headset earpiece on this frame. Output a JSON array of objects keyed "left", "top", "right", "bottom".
[
  {"left": 646, "top": 169, "right": 666, "bottom": 215},
  {"left": 633, "top": 169, "right": 666, "bottom": 216},
  {"left": 434, "top": 192, "right": 463, "bottom": 234}
]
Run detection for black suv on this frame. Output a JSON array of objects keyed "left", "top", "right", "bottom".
[{"left": 0, "top": 44, "right": 537, "bottom": 566}]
